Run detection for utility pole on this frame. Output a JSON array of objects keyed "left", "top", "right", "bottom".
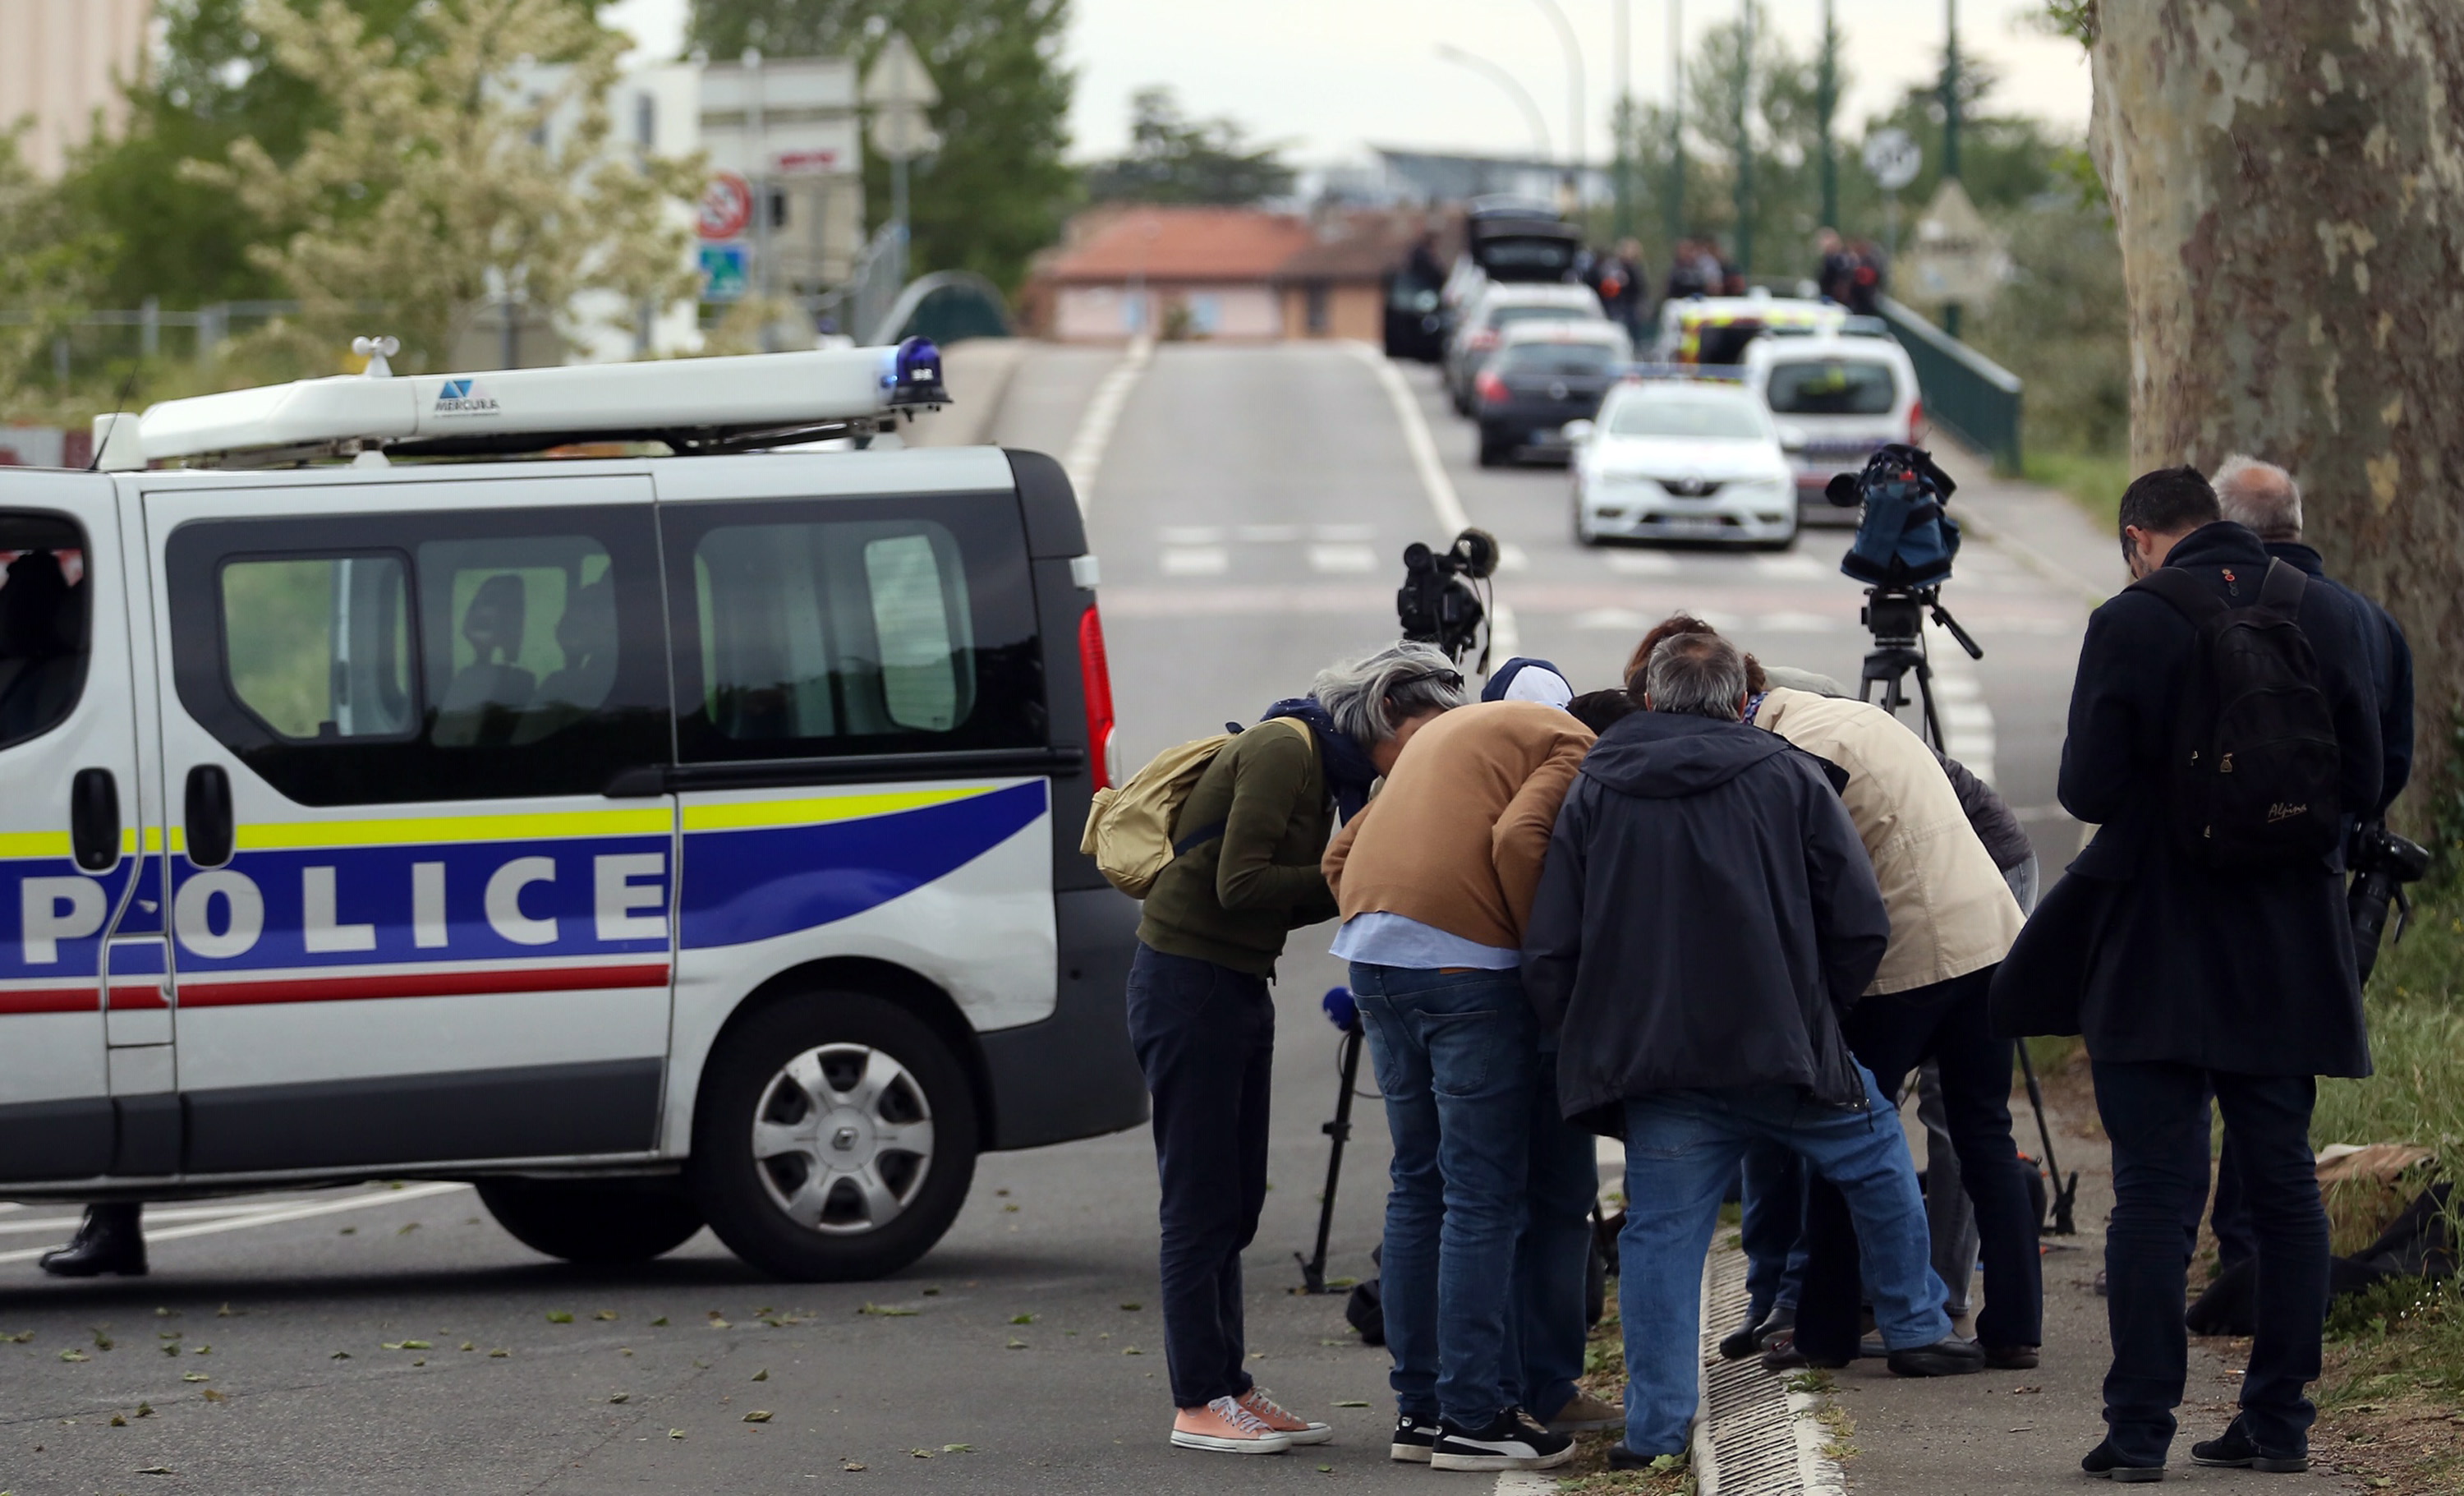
[
  {"left": 1733, "top": 0, "right": 1753, "bottom": 276},
  {"left": 1666, "top": 0, "right": 1685, "bottom": 245},
  {"left": 745, "top": 48, "right": 775, "bottom": 352},
  {"left": 1942, "top": 0, "right": 1963, "bottom": 337},
  {"left": 1613, "top": 0, "right": 1633, "bottom": 239},
  {"left": 1817, "top": 0, "right": 1838, "bottom": 230},
  {"left": 1530, "top": 0, "right": 1584, "bottom": 213}
]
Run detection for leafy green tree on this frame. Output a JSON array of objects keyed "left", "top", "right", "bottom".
[
  {"left": 184, "top": 0, "right": 698, "bottom": 372},
  {"left": 1084, "top": 87, "right": 1294, "bottom": 205},
  {"left": 687, "top": 0, "right": 1075, "bottom": 297},
  {"left": 1, "top": 130, "right": 109, "bottom": 417}
]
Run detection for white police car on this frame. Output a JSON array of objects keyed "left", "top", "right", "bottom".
[
  {"left": 1565, "top": 374, "right": 1799, "bottom": 549},
  {"left": 0, "top": 341, "right": 1145, "bottom": 1280}
]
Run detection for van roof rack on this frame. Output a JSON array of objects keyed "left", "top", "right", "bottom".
[{"left": 97, "top": 337, "right": 949, "bottom": 471}]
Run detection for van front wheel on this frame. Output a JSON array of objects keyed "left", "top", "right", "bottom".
[{"left": 691, "top": 992, "right": 978, "bottom": 1282}]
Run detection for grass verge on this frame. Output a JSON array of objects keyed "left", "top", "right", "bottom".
[
  {"left": 2308, "top": 886, "right": 2464, "bottom": 1492},
  {"left": 2023, "top": 446, "right": 2131, "bottom": 532}
]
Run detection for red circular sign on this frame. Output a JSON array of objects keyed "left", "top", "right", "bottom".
[{"left": 698, "top": 172, "right": 754, "bottom": 242}]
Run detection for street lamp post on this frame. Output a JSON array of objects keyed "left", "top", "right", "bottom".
[
  {"left": 1818, "top": 0, "right": 1837, "bottom": 230},
  {"left": 1733, "top": 0, "right": 1753, "bottom": 275},
  {"left": 1436, "top": 44, "right": 1554, "bottom": 168},
  {"left": 1942, "top": 0, "right": 1963, "bottom": 337},
  {"left": 1528, "top": 0, "right": 1585, "bottom": 210},
  {"left": 1666, "top": 0, "right": 1684, "bottom": 245},
  {"left": 1613, "top": 0, "right": 1633, "bottom": 239}
]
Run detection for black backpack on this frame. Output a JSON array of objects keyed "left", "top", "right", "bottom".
[{"left": 2133, "top": 559, "right": 2342, "bottom": 870}]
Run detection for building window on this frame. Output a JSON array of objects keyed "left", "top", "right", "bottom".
[{"left": 1305, "top": 283, "right": 1331, "bottom": 335}]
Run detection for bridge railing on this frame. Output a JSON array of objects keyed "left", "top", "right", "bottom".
[{"left": 1876, "top": 296, "right": 2025, "bottom": 473}]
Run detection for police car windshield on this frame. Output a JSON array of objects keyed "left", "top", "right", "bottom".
[
  {"left": 1766, "top": 359, "right": 1899, "bottom": 416},
  {"left": 1607, "top": 394, "right": 1768, "bottom": 440},
  {"left": 1489, "top": 305, "right": 1594, "bottom": 330}
]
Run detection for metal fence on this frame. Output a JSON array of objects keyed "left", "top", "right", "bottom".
[
  {"left": 0, "top": 300, "right": 306, "bottom": 380},
  {"left": 1876, "top": 295, "right": 2025, "bottom": 473}
]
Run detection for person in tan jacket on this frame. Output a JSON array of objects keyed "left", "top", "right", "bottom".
[
  {"left": 1320, "top": 688, "right": 1608, "bottom": 1471},
  {"left": 1624, "top": 615, "right": 2042, "bottom": 1373}
]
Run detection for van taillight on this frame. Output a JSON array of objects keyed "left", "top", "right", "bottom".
[
  {"left": 1909, "top": 398, "right": 1926, "bottom": 444},
  {"left": 1078, "top": 604, "right": 1117, "bottom": 790}
]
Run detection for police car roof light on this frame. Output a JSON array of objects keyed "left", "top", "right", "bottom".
[{"left": 101, "top": 337, "right": 951, "bottom": 470}]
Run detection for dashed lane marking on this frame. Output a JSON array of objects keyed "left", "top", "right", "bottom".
[
  {"left": 1159, "top": 546, "right": 1229, "bottom": 577},
  {"left": 1306, "top": 543, "right": 1379, "bottom": 574},
  {"left": 1062, "top": 336, "right": 1152, "bottom": 512}
]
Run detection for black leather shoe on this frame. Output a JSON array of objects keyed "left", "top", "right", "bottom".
[
  {"left": 1884, "top": 1337, "right": 1986, "bottom": 1377},
  {"left": 1759, "top": 1332, "right": 1847, "bottom": 1373},
  {"left": 1607, "top": 1444, "right": 1678, "bottom": 1471},
  {"left": 1718, "top": 1305, "right": 1794, "bottom": 1360},
  {"left": 2081, "top": 1440, "right": 2166, "bottom": 1481},
  {"left": 2191, "top": 1416, "right": 2308, "bottom": 1473},
  {"left": 38, "top": 1203, "right": 146, "bottom": 1278},
  {"left": 1984, "top": 1343, "right": 2041, "bottom": 1370}
]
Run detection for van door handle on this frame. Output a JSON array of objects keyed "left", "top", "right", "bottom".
[
  {"left": 71, "top": 768, "right": 120, "bottom": 871},
  {"left": 184, "top": 765, "right": 234, "bottom": 868}
]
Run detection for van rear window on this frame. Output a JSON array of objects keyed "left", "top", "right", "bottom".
[
  {"left": 1766, "top": 359, "right": 1899, "bottom": 415},
  {"left": 0, "top": 513, "right": 89, "bottom": 751}
]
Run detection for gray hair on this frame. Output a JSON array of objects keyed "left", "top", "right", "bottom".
[
  {"left": 1312, "top": 642, "right": 1470, "bottom": 747},
  {"left": 1643, "top": 633, "right": 1749, "bottom": 720},
  {"left": 2213, "top": 453, "right": 2304, "bottom": 541}
]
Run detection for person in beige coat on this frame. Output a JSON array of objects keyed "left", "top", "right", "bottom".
[{"left": 1625, "top": 615, "right": 2041, "bottom": 1371}]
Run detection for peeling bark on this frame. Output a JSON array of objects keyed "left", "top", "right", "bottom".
[{"left": 2092, "top": 0, "right": 2464, "bottom": 817}]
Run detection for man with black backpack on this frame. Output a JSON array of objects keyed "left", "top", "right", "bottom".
[{"left": 2052, "top": 466, "right": 2381, "bottom": 1482}]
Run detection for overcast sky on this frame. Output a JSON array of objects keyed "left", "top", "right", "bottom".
[{"left": 600, "top": 0, "right": 2092, "bottom": 165}]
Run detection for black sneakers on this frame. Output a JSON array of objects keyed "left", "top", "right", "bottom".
[
  {"left": 2191, "top": 1415, "right": 2310, "bottom": 1473},
  {"left": 1389, "top": 1415, "right": 1440, "bottom": 1463},
  {"left": 1884, "top": 1337, "right": 1988, "bottom": 1377},
  {"left": 2081, "top": 1440, "right": 2166, "bottom": 1482},
  {"left": 1427, "top": 1407, "right": 1576, "bottom": 1472}
]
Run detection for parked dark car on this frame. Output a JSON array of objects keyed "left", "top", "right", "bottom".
[{"left": 1473, "top": 326, "right": 1634, "bottom": 467}]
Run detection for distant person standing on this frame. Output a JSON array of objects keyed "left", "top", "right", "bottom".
[
  {"left": 2032, "top": 467, "right": 2381, "bottom": 1481},
  {"left": 1597, "top": 238, "right": 1647, "bottom": 343},
  {"left": 1845, "top": 240, "right": 1887, "bottom": 315},
  {"left": 1815, "top": 228, "right": 1855, "bottom": 304}
]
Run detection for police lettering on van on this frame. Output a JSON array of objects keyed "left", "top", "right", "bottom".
[{"left": 0, "top": 342, "right": 1144, "bottom": 1281}]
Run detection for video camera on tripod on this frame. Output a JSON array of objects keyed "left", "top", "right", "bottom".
[
  {"left": 1397, "top": 527, "right": 1501, "bottom": 670},
  {"left": 1826, "top": 444, "right": 1984, "bottom": 736}
]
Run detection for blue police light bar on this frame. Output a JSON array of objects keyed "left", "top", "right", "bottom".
[{"left": 885, "top": 336, "right": 948, "bottom": 408}]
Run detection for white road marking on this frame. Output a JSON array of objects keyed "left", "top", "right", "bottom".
[
  {"left": 1607, "top": 550, "right": 1680, "bottom": 576},
  {"left": 1928, "top": 619, "right": 1998, "bottom": 784},
  {"left": 0, "top": 1200, "right": 318, "bottom": 1236},
  {"left": 1345, "top": 341, "right": 1471, "bottom": 534},
  {"left": 1161, "top": 546, "right": 1229, "bottom": 577},
  {"left": 1159, "top": 524, "right": 1223, "bottom": 544},
  {"left": 1061, "top": 336, "right": 1153, "bottom": 513},
  {"left": 1497, "top": 541, "right": 1532, "bottom": 573},
  {"left": 1306, "top": 544, "right": 1379, "bottom": 574},
  {"left": 1488, "top": 602, "right": 1522, "bottom": 662},
  {"left": 0, "top": 1182, "right": 470, "bottom": 1266}
]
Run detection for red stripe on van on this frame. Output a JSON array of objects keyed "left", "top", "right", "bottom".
[
  {"left": 0, "top": 987, "right": 100, "bottom": 1015},
  {"left": 109, "top": 984, "right": 169, "bottom": 1010},
  {"left": 175, "top": 963, "right": 673, "bottom": 1008}
]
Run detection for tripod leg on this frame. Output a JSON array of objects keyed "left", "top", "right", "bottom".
[
  {"left": 1299, "top": 1025, "right": 1365, "bottom": 1292},
  {"left": 1914, "top": 657, "right": 1943, "bottom": 753},
  {"left": 2013, "top": 1043, "right": 2076, "bottom": 1235}
]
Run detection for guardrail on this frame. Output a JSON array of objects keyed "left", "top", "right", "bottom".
[
  {"left": 864, "top": 271, "right": 1010, "bottom": 347},
  {"left": 1876, "top": 295, "right": 2024, "bottom": 473}
]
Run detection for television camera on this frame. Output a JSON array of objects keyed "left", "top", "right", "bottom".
[{"left": 1397, "top": 527, "right": 1501, "bottom": 670}]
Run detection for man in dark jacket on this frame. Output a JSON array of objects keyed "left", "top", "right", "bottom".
[
  {"left": 2049, "top": 465, "right": 2380, "bottom": 1481},
  {"left": 2202, "top": 455, "right": 2417, "bottom": 1287},
  {"left": 1524, "top": 633, "right": 1981, "bottom": 1468}
]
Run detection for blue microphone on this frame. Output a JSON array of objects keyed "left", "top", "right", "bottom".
[{"left": 1321, "top": 986, "right": 1358, "bottom": 1033}]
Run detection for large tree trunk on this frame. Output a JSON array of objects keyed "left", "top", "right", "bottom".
[{"left": 2089, "top": 1, "right": 2464, "bottom": 823}]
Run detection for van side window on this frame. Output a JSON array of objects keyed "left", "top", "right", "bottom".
[
  {"left": 668, "top": 496, "right": 1043, "bottom": 763},
  {"left": 0, "top": 513, "right": 90, "bottom": 750},
  {"left": 168, "top": 506, "right": 666, "bottom": 806},
  {"left": 221, "top": 556, "right": 413, "bottom": 740}
]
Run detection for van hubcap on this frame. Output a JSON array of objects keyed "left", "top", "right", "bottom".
[{"left": 752, "top": 1044, "right": 935, "bottom": 1236}]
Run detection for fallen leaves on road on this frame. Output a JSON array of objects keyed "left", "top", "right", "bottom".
[
  {"left": 1004, "top": 1338, "right": 1027, "bottom": 1350},
  {"left": 397, "top": 1222, "right": 419, "bottom": 1236},
  {"left": 1009, "top": 1314, "right": 1035, "bottom": 1325},
  {"left": 4, "top": 1330, "right": 32, "bottom": 1342},
  {"left": 109, "top": 1415, "right": 126, "bottom": 1427},
  {"left": 59, "top": 1351, "right": 87, "bottom": 1363},
  {"left": 200, "top": 1389, "right": 225, "bottom": 1403},
  {"left": 908, "top": 1448, "right": 934, "bottom": 1459},
  {"left": 743, "top": 1411, "right": 772, "bottom": 1423},
  {"left": 650, "top": 1316, "right": 669, "bottom": 1326},
  {"left": 1119, "top": 1303, "right": 1142, "bottom": 1312},
  {"left": 217, "top": 1305, "right": 240, "bottom": 1318},
  {"left": 135, "top": 1404, "right": 153, "bottom": 1418},
  {"left": 488, "top": 1349, "right": 509, "bottom": 1358},
  {"left": 1122, "top": 1346, "right": 1142, "bottom": 1356},
  {"left": 546, "top": 1311, "right": 575, "bottom": 1324},
  {"left": 595, "top": 1310, "right": 618, "bottom": 1321},
  {"left": 856, "top": 1303, "right": 915, "bottom": 1318},
  {"left": 841, "top": 1461, "right": 866, "bottom": 1471},
  {"left": 90, "top": 1328, "right": 113, "bottom": 1351},
  {"left": 459, "top": 1342, "right": 475, "bottom": 1351},
  {"left": 668, "top": 1429, "right": 685, "bottom": 1440},
  {"left": 134, "top": 1466, "right": 172, "bottom": 1475},
  {"left": 752, "top": 1369, "right": 767, "bottom": 1382},
  {"left": 181, "top": 1373, "right": 209, "bottom": 1383},
  {"left": 1333, "top": 1400, "right": 1370, "bottom": 1408},
  {"left": 609, "top": 1392, "right": 629, "bottom": 1404},
  {"left": 331, "top": 1351, "right": 351, "bottom": 1360}
]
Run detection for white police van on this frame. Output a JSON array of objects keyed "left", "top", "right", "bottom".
[{"left": 0, "top": 340, "right": 1145, "bottom": 1280}]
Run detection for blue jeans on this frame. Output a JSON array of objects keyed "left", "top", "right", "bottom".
[
  {"left": 1619, "top": 1075, "right": 1949, "bottom": 1457},
  {"left": 1124, "top": 943, "right": 1273, "bottom": 1409},
  {"left": 1352, "top": 963, "right": 1538, "bottom": 1429},
  {"left": 2095, "top": 1061, "right": 2324, "bottom": 1464},
  {"left": 1502, "top": 1047, "right": 1597, "bottom": 1422}
]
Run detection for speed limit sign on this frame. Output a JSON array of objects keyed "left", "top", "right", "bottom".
[
  {"left": 1863, "top": 129, "right": 1922, "bottom": 192},
  {"left": 698, "top": 172, "right": 755, "bottom": 242}
]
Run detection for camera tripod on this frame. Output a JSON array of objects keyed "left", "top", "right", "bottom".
[{"left": 1859, "top": 586, "right": 2079, "bottom": 1236}]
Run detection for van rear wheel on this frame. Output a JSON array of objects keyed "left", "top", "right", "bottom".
[
  {"left": 690, "top": 992, "right": 977, "bottom": 1282},
  {"left": 476, "top": 1178, "right": 706, "bottom": 1264}
]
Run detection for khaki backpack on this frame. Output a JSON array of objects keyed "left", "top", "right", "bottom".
[{"left": 1080, "top": 718, "right": 1313, "bottom": 899}]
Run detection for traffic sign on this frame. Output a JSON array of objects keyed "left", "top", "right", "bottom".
[
  {"left": 698, "top": 173, "right": 755, "bottom": 242},
  {"left": 863, "top": 34, "right": 940, "bottom": 163},
  {"left": 1864, "top": 128, "right": 1922, "bottom": 192},
  {"left": 1904, "top": 178, "right": 2010, "bottom": 306},
  {"left": 698, "top": 242, "right": 750, "bottom": 302}
]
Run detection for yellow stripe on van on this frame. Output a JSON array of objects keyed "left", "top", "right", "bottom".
[
  {"left": 233, "top": 807, "right": 675, "bottom": 852},
  {"left": 0, "top": 831, "right": 72, "bottom": 860},
  {"left": 681, "top": 786, "right": 991, "bottom": 833}
]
